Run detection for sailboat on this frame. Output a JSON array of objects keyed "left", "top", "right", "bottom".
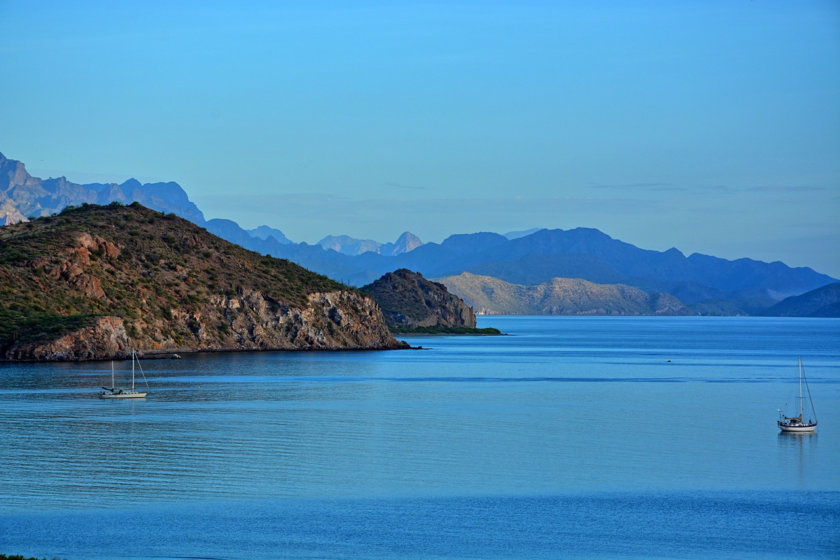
[
  {"left": 777, "top": 357, "right": 817, "bottom": 433},
  {"left": 99, "top": 350, "right": 149, "bottom": 399}
]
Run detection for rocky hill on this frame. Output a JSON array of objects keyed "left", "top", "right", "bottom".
[
  {"left": 361, "top": 269, "right": 478, "bottom": 331},
  {"left": 0, "top": 203, "right": 407, "bottom": 361},
  {"left": 438, "top": 272, "right": 690, "bottom": 316}
]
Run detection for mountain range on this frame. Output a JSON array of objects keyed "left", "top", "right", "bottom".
[
  {"left": 2, "top": 151, "right": 837, "bottom": 316},
  {"left": 258, "top": 229, "right": 834, "bottom": 312},
  {"left": 0, "top": 154, "right": 205, "bottom": 226}
]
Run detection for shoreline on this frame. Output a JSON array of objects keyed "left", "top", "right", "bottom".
[{"left": 0, "top": 341, "right": 415, "bottom": 363}]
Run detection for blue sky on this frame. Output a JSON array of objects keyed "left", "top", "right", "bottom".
[{"left": 1, "top": 1, "right": 839, "bottom": 276}]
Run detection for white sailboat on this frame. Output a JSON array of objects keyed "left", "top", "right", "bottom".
[
  {"left": 99, "top": 350, "right": 149, "bottom": 399},
  {"left": 777, "top": 357, "right": 817, "bottom": 433}
]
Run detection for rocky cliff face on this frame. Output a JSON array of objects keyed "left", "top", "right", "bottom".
[
  {"left": 361, "top": 269, "right": 477, "bottom": 330},
  {"left": 4, "top": 290, "right": 404, "bottom": 361},
  {"left": 0, "top": 203, "right": 407, "bottom": 361},
  {"left": 5, "top": 316, "right": 131, "bottom": 361}
]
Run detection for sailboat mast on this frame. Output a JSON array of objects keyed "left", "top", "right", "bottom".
[
  {"left": 802, "top": 357, "right": 818, "bottom": 423},
  {"left": 131, "top": 350, "right": 136, "bottom": 390},
  {"left": 798, "top": 356, "right": 804, "bottom": 418}
]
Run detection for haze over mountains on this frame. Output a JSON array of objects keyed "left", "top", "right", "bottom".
[
  {"left": 1, "top": 151, "right": 837, "bottom": 316},
  {"left": 318, "top": 232, "right": 423, "bottom": 257}
]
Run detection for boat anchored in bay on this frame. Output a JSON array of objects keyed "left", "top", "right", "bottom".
[
  {"left": 777, "top": 357, "right": 817, "bottom": 433},
  {"left": 99, "top": 350, "right": 150, "bottom": 399}
]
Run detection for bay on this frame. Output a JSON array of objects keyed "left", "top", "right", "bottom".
[{"left": 1, "top": 316, "right": 838, "bottom": 559}]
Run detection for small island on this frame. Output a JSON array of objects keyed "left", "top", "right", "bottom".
[{"left": 361, "top": 269, "right": 501, "bottom": 335}]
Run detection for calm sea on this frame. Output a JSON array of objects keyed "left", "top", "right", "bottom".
[{"left": 1, "top": 316, "right": 838, "bottom": 559}]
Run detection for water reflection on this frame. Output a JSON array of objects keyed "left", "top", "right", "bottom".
[{"left": 777, "top": 431, "right": 819, "bottom": 488}]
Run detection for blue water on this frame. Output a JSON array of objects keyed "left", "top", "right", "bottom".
[{"left": 1, "top": 316, "right": 838, "bottom": 559}]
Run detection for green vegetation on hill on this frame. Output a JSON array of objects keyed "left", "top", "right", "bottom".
[{"left": 0, "top": 202, "right": 350, "bottom": 354}]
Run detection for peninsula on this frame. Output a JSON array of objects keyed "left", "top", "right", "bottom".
[{"left": 0, "top": 203, "right": 408, "bottom": 361}]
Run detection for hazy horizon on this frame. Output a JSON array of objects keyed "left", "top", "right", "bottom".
[{"left": 2, "top": 1, "right": 838, "bottom": 276}]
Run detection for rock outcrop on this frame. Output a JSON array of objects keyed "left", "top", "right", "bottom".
[
  {"left": 5, "top": 290, "right": 404, "bottom": 361},
  {"left": 361, "top": 269, "right": 477, "bottom": 330}
]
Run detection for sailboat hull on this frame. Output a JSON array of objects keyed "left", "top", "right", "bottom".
[
  {"left": 99, "top": 391, "right": 147, "bottom": 399},
  {"left": 777, "top": 421, "right": 816, "bottom": 433}
]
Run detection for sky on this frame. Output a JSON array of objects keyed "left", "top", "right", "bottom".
[{"left": 1, "top": 1, "right": 839, "bottom": 277}]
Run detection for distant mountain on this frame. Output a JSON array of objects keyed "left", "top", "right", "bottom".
[
  {"left": 382, "top": 231, "right": 423, "bottom": 256},
  {"left": 204, "top": 225, "right": 837, "bottom": 313},
  {"left": 0, "top": 152, "right": 206, "bottom": 225},
  {"left": 318, "top": 234, "right": 382, "bottom": 256},
  {"left": 248, "top": 225, "right": 293, "bottom": 245},
  {"left": 205, "top": 219, "right": 279, "bottom": 253},
  {"left": 438, "top": 272, "right": 690, "bottom": 316},
  {"left": 317, "top": 231, "right": 422, "bottom": 256},
  {"left": 0, "top": 198, "right": 27, "bottom": 225},
  {"left": 361, "top": 269, "right": 477, "bottom": 330},
  {"left": 762, "top": 283, "right": 840, "bottom": 317},
  {"left": 504, "top": 227, "right": 545, "bottom": 240},
  {"left": 377, "top": 228, "right": 834, "bottom": 301},
  {"left": 463, "top": 228, "right": 831, "bottom": 301}
]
